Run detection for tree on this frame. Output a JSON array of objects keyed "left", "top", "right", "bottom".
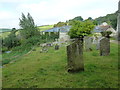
[
  {"left": 54, "top": 21, "right": 67, "bottom": 27},
  {"left": 94, "top": 11, "right": 117, "bottom": 29},
  {"left": 3, "top": 32, "right": 21, "bottom": 50},
  {"left": 19, "top": 13, "right": 39, "bottom": 39},
  {"left": 68, "top": 20, "right": 95, "bottom": 39},
  {"left": 72, "top": 16, "right": 83, "bottom": 21}
]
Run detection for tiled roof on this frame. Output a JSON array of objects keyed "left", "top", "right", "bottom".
[{"left": 43, "top": 26, "right": 71, "bottom": 32}]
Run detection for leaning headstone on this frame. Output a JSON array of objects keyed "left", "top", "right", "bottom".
[
  {"left": 84, "top": 36, "right": 93, "bottom": 51},
  {"left": 100, "top": 37, "right": 110, "bottom": 56},
  {"left": 67, "top": 39, "right": 84, "bottom": 72},
  {"left": 55, "top": 44, "right": 59, "bottom": 50}
]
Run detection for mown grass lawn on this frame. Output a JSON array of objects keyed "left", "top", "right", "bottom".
[{"left": 2, "top": 43, "right": 119, "bottom": 88}]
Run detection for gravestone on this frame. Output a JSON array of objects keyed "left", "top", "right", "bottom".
[
  {"left": 55, "top": 44, "right": 59, "bottom": 50},
  {"left": 84, "top": 36, "right": 93, "bottom": 51},
  {"left": 40, "top": 46, "right": 48, "bottom": 53},
  {"left": 67, "top": 39, "right": 84, "bottom": 72},
  {"left": 96, "top": 36, "right": 103, "bottom": 50},
  {"left": 93, "top": 36, "right": 102, "bottom": 50},
  {"left": 100, "top": 37, "right": 110, "bottom": 56},
  {"left": 117, "top": 1, "right": 120, "bottom": 41}
]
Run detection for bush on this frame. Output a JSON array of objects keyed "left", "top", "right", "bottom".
[
  {"left": 2, "top": 46, "right": 8, "bottom": 53},
  {"left": 2, "top": 59, "right": 10, "bottom": 65},
  {"left": 3, "top": 32, "right": 21, "bottom": 50},
  {"left": 101, "top": 31, "right": 112, "bottom": 38}
]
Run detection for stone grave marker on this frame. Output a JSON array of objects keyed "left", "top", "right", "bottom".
[
  {"left": 84, "top": 36, "right": 93, "bottom": 51},
  {"left": 100, "top": 37, "right": 110, "bottom": 56},
  {"left": 67, "top": 39, "right": 84, "bottom": 72}
]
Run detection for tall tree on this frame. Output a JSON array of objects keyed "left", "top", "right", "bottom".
[{"left": 19, "top": 13, "right": 39, "bottom": 39}]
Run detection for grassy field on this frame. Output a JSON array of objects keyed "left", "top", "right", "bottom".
[
  {"left": 0, "top": 25, "right": 53, "bottom": 38},
  {"left": 38, "top": 25, "right": 53, "bottom": 31},
  {"left": 0, "top": 32, "right": 11, "bottom": 39},
  {"left": 2, "top": 43, "right": 119, "bottom": 88}
]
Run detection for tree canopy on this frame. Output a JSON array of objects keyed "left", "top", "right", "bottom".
[
  {"left": 72, "top": 16, "right": 83, "bottom": 21},
  {"left": 19, "top": 13, "right": 39, "bottom": 39},
  {"left": 94, "top": 11, "right": 117, "bottom": 29},
  {"left": 68, "top": 20, "right": 95, "bottom": 38},
  {"left": 54, "top": 21, "right": 67, "bottom": 27}
]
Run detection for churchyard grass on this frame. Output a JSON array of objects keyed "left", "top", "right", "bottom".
[{"left": 2, "top": 42, "right": 119, "bottom": 88}]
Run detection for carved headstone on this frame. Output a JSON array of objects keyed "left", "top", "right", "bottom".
[
  {"left": 100, "top": 37, "right": 110, "bottom": 56},
  {"left": 84, "top": 36, "right": 93, "bottom": 51},
  {"left": 67, "top": 39, "right": 84, "bottom": 72}
]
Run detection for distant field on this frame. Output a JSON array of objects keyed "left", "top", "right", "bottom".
[
  {"left": 38, "top": 25, "right": 54, "bottom": 31},
  {"left": 0, "top": 28, "right": 12, "bottom": 33},
  {"left": 0, "top": 32, "right": 11, "bottom": 39},
  {"left": 0, "top": 25, "right": 53, "bottom": 38}
]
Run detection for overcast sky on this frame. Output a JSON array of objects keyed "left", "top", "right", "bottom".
[{"left": 0, "top": 0, "right": 119, "bottom": 29}]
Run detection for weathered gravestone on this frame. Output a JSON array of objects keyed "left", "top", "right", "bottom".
[
  {"left": 55, "top": 44, "right": 59, "bottom": 50},
  {"left": 117, "top": 1, "right": 120, "bottom": 41},
  {"left": 95, "top": 37, "right": 99, "bottom": 50},
  {"left": 84, "top": 36, "right": 93, "bottom": 51},
  {"left": 67, "top": 39, "right": 84, "bottom": 72},
  {"left": 100, "top": 37, "right": 110, "bottom": 56}
]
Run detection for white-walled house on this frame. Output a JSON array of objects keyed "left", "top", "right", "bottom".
[
  {"left": 93, "top": 22, "right": 117, "bottom": 37},
  {"left": 59, "top": 26, "right": 70, "bottom": 42}
]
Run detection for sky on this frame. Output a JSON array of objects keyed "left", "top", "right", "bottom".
[{"left": 0, "top": 0, "right": 119, "bottom": 29}]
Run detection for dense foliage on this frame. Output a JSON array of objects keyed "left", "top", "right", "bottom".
[
  {"left": 2, "top": 13, "right": 59, "bottom": 53},
  {"left": 68, "top": 20, "right": 95, "bottom": 38},
  {"left": 19, "top": 13, "right": 39, "bottom": 39},
  {"left": 54, "top": 22, "right": 67, "bottom": 27},
  {"left": 70, "top": 16, "right": 83, "bottom": 21},
  {"left": 95, "top": 11, "right": 117, "bottom": 30},
  {"left": 2, "top": 31, "right": 21, "bottom": 50}
]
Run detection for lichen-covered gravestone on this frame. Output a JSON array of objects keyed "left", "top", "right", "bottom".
[
  {"left": 67, "top": 39, "right": 84, "bottom": 72},
  {"left": 84, "top": 36, "right": 93, "bottom": 51},
  {"left": 100, "top": 37, "right": 110, "bottom": 56}
]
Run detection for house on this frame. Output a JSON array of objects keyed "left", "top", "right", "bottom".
[
  {"left": 93, "top": 22, "right": 117, "bottom": 37},
  {"left": 59, "top": 26, "right": 71, "bottom": 42},
  {"left": 42, "top": 26, "right": 71, "bottom": 42}
]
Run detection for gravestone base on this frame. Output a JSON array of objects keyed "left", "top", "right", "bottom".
[
  {"left": 100, "top": 37, "right": 110, "bottom": 56},
  {"left": 67, "top": 38, "right": 84, "bottom": 72}
]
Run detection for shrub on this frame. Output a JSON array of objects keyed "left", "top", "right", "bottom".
[{"left": 101, "top": 31, "right": 112, "bottom": 38}]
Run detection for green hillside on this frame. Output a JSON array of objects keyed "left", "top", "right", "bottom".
[
  {"left": 38, "top": 25, "right": 53, "bottom": 31},
  {"left": 2, "top": 43, "right": 119, "bottom": 88},
  {"left": 0, "top": 28, "right": 12, "bottom": 33}
]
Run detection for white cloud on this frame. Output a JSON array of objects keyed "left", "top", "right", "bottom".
[{"left": 0, "top": 0, "right": 118, "bottom": 28}]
